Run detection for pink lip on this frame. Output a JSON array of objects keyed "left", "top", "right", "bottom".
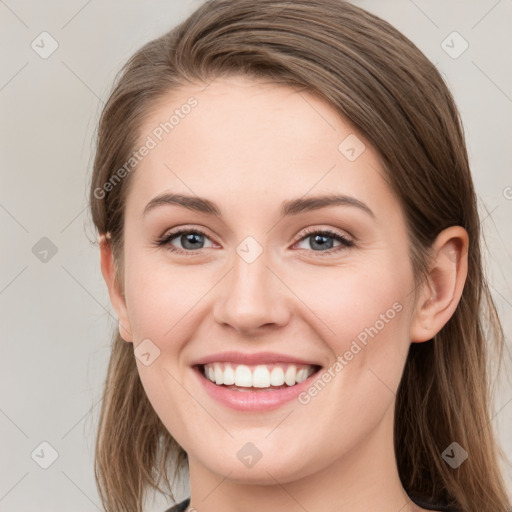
[
  {"left": 190, "top": 351, "right": 320, "bottom": 366},
  {"left": 192, "top": 365, "right": 321, "bottom": 412}
]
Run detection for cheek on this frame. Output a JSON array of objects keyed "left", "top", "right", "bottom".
[
  {"left": 286, "top": 269, "right": 412, "bottom": 464},
  {"left": 123, "top": 251, "right": 208, "bottom": 340},
  {"left": 302, "top": 263, "right": 409, "bottom": 347},
  {"left": 300, "top": 261, "right": 413, "bottom": 403}
]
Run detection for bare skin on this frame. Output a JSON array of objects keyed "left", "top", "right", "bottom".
[{"left": 100, "top": 75, "right": 468, "bottom": 512}]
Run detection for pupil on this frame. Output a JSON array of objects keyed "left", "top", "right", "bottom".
[
  {"left": 183, "top": 233, "right": 203, "bottom": 250},
  {"left": 311, "top": 234, "right": 333, "bottom": 250}
]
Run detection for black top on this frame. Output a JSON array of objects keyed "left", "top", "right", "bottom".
[
  {"left": 163, "top": 494, "right": 460, "bottom": 511},
  {"left": 164, "top": 498, "right": 189, "bottom": 512}
]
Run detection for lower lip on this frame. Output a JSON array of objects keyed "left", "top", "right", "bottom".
[{"left": 193, "top": 365, "right": 320, "bottom": 412}]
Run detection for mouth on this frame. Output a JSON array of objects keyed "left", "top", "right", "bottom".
[
  {"left": 195, "top": 362, "right": 322, "bottom": 391},
  {"left": 192, "top": 360, "right": 323, "bottom": 411}
]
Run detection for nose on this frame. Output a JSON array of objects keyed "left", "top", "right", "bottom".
[{"left": 212, "top": 245, "right": 292, "bottom": 335}]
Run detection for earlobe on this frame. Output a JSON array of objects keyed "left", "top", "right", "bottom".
[
  {"left": 99, "top": 234, "right": 134, "bottom": 343},
  {"left": 410, "top": 226, "right": 469, "bottom": 343}
]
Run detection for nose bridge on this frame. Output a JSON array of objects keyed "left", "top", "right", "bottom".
[{"left": 213, "top": 236, "right": 289, "bottom": 332}]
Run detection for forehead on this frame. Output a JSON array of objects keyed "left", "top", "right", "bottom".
[
  {"left": 125, "top": 75, "right": 396, "bottom": 219},
  {"left": 141, "top": 75, "right": 352, "bottom": 157}
]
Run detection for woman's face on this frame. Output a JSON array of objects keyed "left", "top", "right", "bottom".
[{"left": 113, "top": 76, "right": 422, "bottom": 484}]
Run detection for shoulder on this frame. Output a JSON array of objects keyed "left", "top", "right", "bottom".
[{"left": 163, "top": 497, "right": 190, "bottom": 512}]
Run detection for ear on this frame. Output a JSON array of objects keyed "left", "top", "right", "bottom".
[
  {"left": 410, "top": 226, "right": 469, "bottom": 343},
  {"left": 99, "top": 234, "right": 133, "bottom": 343}
]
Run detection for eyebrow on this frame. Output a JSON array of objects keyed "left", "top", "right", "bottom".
[{"left": 142, "top": 192, "right": 375, "bottom": 218}]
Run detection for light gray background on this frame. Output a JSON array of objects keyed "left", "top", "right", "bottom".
[{"left": 1, "top": 1, "right": 511, "bottom": 511}]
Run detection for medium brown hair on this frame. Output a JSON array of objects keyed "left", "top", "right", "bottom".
[{"left": 89, "top": 1, "right": 511, "bottom": 511}]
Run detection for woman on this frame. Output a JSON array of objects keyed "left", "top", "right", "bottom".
[{"left": 89, "top": 1, "right": 511, "bottom": 511}]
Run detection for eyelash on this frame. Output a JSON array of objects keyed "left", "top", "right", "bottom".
[{"left": 154, "top": 226, "right": 354, "bottom": 257}]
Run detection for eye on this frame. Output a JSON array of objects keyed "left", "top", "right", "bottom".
[
  {"left": 154, "top": 226, "right": 354, "bottom": 256},
  {"left": 293, "top": 227, "right": 354, "bottom": 255},
  {"left": 155, "top": 227, "right": 215, "bottom": 255}
]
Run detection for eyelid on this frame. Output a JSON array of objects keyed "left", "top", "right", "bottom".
[
  {"left": 160, "top": 225, "right": 210, "bottom": 240},
  {"left": 296, "top": 225, "right": 353, "bottom": 243}
]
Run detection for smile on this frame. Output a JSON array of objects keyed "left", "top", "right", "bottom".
[
  {"left": 201, "top": 362, "right": 317, "bottom": 390},
  {"left": 191, "top": 352, "right": 323, "bottom": 411}
]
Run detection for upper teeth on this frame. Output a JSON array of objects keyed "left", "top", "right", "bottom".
[{"left": 203, "top": 362, "right": 316, "bottom": 388}]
